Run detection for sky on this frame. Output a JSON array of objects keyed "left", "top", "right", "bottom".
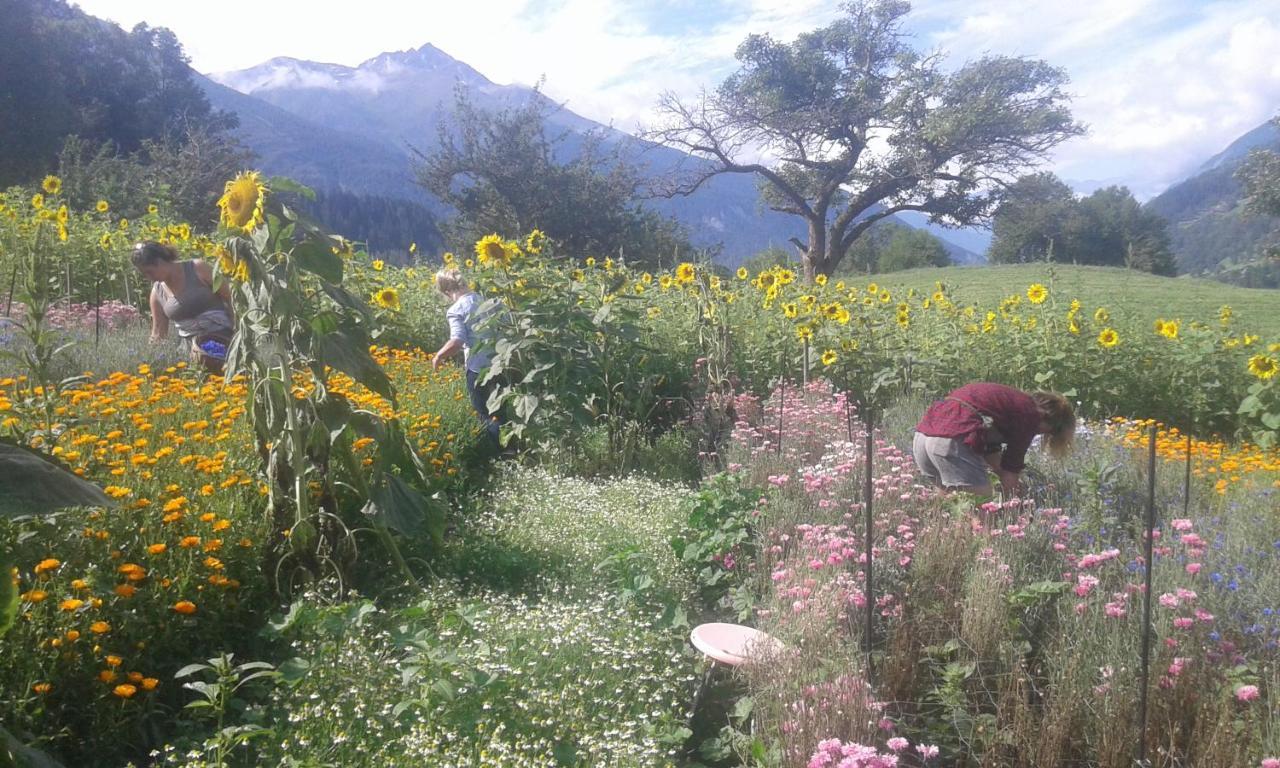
[{"left": 72, "top": 0, "right": 1280, "bottom": 200}]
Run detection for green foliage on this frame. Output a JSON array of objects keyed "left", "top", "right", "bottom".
[
  {"left": 877, "top": 227, "right": 951, "bottom": 273},
  {"left": 416, "top": 86, "right": 691, "bottom": 268},
  {"left": 646, "top": 0, "right": 1081, "bottom": 277},
  {"left": 218, "top": 178, "right": 442, "bottom": 593},
  {"left": 297, "top": 189, "right": 443, "bottom": 261},
  {"left": 990, "top": 172, "right": 1176, "bottom": 275},
  {"left": 172, "top": 654, "right": 280, "bottom": 766},
  {"left": 670, "top": 472, "right": 759, "bottom": 613}
]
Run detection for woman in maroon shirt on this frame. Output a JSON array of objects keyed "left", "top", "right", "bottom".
[{"left": 913, "top": 383, "right": 1075, "bottom": 498}]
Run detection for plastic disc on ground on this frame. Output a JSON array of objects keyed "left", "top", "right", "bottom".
[{"left": 690, "top": 623, "right": 784, "bottom": 666}]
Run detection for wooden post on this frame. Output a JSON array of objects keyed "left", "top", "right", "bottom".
[
  {"left": 1182, "top": 433, "right": 1192, "bottom": 518},
  {"left": 4, "top": 262, "right": 16, "bottom": 317},
  {"left": 94, "top": 279, "right": 102, "bottom": 348},
  {"left": 863, "top": 407, "right": 875, "bottom": 674},
  {"left": 1136, "top": 423, "right": 1158, "bottom": 767}
]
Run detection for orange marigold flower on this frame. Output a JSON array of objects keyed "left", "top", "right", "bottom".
[
  {"left": 141, "top": 677, "right": 159, "bottom": 691},
  {"left": 34, "top": 558, "right": 61, "bottom": 574},
  {"left": 59, "top": 598, "right": 84, "bottom": 612},
  {"left": 113, "top": 684, "right": 137, "bottom": 698},
  {"left": 90, "top": 621, "right": 111, "bottom": 634},
  {"left": 21, "top": 589, "right": 48, "bottom": 603},
  {"left": 105, "top": 654, "right": 123, "bottom": 667},
  {"left": 98, "top": 670, "right": 117, "bottom": 683},
  {"left": 147, "top": 543, "right": 167, "bottom": 555},
  {"left": 179, "top": 536, "right": 201, "bottom": 549},
  {"left": 65, "top": 630, "right": 80, "bottom": 641},
  {"left": 173, "top": 600, "right": 196, "bottom": 615},
  {"left": 32, "top": 683, "right": 52, "bottom": 694},
  {"left": 114, "top": 584, "right": 137, "bottom": 598}
]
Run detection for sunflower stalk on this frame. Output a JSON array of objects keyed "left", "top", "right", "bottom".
[{"left": 214, "top": 172, "right": 435, "bottom": 596}]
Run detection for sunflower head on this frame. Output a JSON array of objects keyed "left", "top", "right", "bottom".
[
  {"left": 524, "top": 229, "right": 547, "bottom": 255},
  {"left": 675, "top": 262, "right": 696, "bottom": 284},
  {"left": 1247, "top": 354, "right": 1278, "bottom": 380},
  {"left": 815, "top": 274, "right": 828, "bottom": 287},
  {"left": 821, "top": 349, "right": 837, "bottom": 366},
  {"left": 373, "top": 287, "right": 401, "bottom": 312},
  {"left": 42, "top": 175, "right": 62, "bottom": 195},
  {"left": 96, "top": 200, "right": 110, "bottom": 213},
  {"left": 217, "top": 172, "right": 268, "bottom": 234},
  {"left": 736, "top": 267, "right": 748, "bottom": 280},
  {"left": 1026, "top": 283, "right": 1048, "bottom": 304},
  {"left": 1097, "top": 328, "right": 1120, "bottom": 348},
  {"left": 475, "top": 234, "right": 512, "bottom": 267}
]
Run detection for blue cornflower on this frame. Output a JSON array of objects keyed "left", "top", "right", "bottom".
[
  {"left": 1208, "top": 631, "right": 1221, "bottom": 642},
  {"left": 1227, "top": 579, "right": 1239, "bottom": 591},
  {"left": 1211, "top": 572, "right": 1224, "bottom": 584}
]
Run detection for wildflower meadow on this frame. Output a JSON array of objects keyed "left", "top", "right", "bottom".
[{"left": 1, "top": 174, "right": 1278, "bottom": 768}]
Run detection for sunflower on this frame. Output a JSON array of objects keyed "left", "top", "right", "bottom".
[
  {"left": 675, "top": 262, "right": 696, "bottom": 285},
  {"left": 1157, "top": 319, "right": 1179, "bottom": 340},
  {"left": 217, "top": 172, "right": 268, "bottom": 233},
  {"left": 30, "top": 193, "right": 44, "bottom": 210},
  {"left": 1097, "top": 328, "right": 1120, "bottom": 348},
  {"left": 524, "top": 229, "right": 547, "bottom": 255},
  {"left": 756, "top": 272, "right": 776, "bottom": 290},
  {"left": 41, "top": 175, "right": 61, "bottom": 195},
  {"left": 1219, "top": 305, "right": 1233, "bottom": 325},
  {"left": 867, "top": 282, "right": 879, "bottom": 294},
  {"left": 815, "top": 274, "right": 828, "bottom": 287},
  {"left": 1026, "top": 283, "right": 1048, "bottom": 304},
  {"left": 99, "top": 233, "right": 113, "bottom": 250},
  {"left": 821, "top": 349, "right": 837, "bottom": 366},
  {"left": 795, "top": 324, "right": 813, "bottom": 342},
  {"left": 1247, "top": 354, "right": 1278, "bottom": 381},
  {"left": 782, "top": 303, "right": 798, "bottom": 319},
  {"left": 736, "top": 267, "right": 748, "bottom": 280},
  {"left": 373, "top": 287, "right": 401, "bottom": 312},
  {"left": 659, "top": 275, "right": 673, "bottom": 290},
  {"left": 371, "top": 260, "right": 385, "bottom": 272},
  {"left": 96, "top": 200, "right": 109, "bottom": 213},
  {"left": 1094, "top": 307, "right": 1110, "bottom": 324}
]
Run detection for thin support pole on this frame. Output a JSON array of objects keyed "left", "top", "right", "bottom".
[
  {"left": 1137, "top": 423, "right": 1158, "bottom": 767},
  {"left": 1182, "top": 433, "right": 1192, "bottom": 518},
  {"left": 845, "top": 391, "right": 854, "bottom": 444},
  {"left": 863, "top": 408, "right": 875, "bottom": 673},
  {"left": 802, "top": 339, "right": 809, "bottom": 387},
  {"left": 4, "top": 262, "right": 16, "bottom": 317},
  {"left": 776, "top": 379, "right": 786, "bottom": 455},
  {"left": 94, "top": 279, "right": 102, "bottom": 348}
]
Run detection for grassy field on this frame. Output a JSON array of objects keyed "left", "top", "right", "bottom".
[{"left": 874, "top": 264, "right": 1280, "bottom": 337}]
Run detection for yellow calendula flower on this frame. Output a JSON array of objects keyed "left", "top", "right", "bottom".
[
  {"left": 42, "top": 175, "right": 61, "bottom": 195},
  {"left": 1026, "top": 283, "right": 1048, "bottom": 304},
  {"left": 373, "top": 287, "right": 401, "bottom": 311},
  {"left": 1097, "top": 328, "right": 1120, "bottom": 348},
  {"left": 675, "top": 262, "right": 696, "bottom": 285},
  {"left": 821, "top": 349, "right": 837, "bottom": 366},
  {"left": 1247, "top": 354, "right": 1278, "bottom": 380},
  {"left": 217, "top": 171, "right": 268, "bottom": 233}
]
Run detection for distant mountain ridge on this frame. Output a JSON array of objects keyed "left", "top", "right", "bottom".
[
  {"left": 203, "top": 44, "right": 984, "bottom": 266},
  {"left": 1145, "top": 118, "right": 1280, "bottom": 277}
]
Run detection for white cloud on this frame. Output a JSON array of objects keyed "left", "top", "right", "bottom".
[{"left": 70, "top": 0, "right": 1280, "bottom": 198}]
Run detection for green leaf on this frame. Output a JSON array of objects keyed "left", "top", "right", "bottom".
[
  {"left": 0, "top": 724, "right": 66, "bottom": 768},
  {"left": 293, "top": 239, "right": 344, "bottom": 284},
  {"left": 0, "top": 553, "right": 16, "bottom": 640},
  {"left": 363, "top": 473, "right": 441, "bottom": 542},
  {"left": 267, "top": 177, "right": 317, "bottom": 201},
  {"left": 0, "top": 440, "right": 115, "bottom": 519},
  {"left": 315, "top": 329, "right": 394, "bottom": 402}
]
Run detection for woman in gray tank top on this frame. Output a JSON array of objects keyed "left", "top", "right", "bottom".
[{"left": 132, "top": 241, "right": 235, "bottom": 373}]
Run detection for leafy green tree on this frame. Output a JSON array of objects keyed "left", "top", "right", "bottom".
[
  {"left": 878, "top": 227, "right": 950, "bottom": 272},
  {"left": 0, "top": 0, "right": 234, "bottom": 187},
  {"left": 991, "top": 173, "right": 1175, "bottom": 275},
  {"left": 643, "top": 0, "right": 1081, "bottom": 279},
  {"left": 415, "top": 86, "right": 691, "bottom": 267},
  {"left": 988, "top": 173, "right": 1077, "bottom": 264}
]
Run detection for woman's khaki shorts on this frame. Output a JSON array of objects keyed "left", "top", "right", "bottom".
[{"left": 912, "top": 432, "right": 990, "bottom": 489}]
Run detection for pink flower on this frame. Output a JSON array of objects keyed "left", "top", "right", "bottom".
[
  {"left": 1158, "top": 593, "right": 1179, "bottom": 609},
  {"left": 1185, "top": 562, "right": 1202, "bottom": 575},
  {"left": 1171, "top": 518, "right": 1193, "bottom": 532},
  {"left": 1104, "top": 602, "right": 1127, "bottom": 619},
  {"left": 916, "top": 744, "right": 940, "bottom": 760},
  {"left": 1235, "top": 684, "right": 1260, "bottom": 702},
  {"left": 886, "top": 737, "right": 909, "bottom": 752},
  {"left": 1074, "top": 574, "right": 1099, "bottom": 597},
  {"left": 1175, "top": 588, "right": 1197, "bottom": 601},
  {"left": 1194, "top": 609, "right": 1214, "bottom": 623},
  {"left": 1259, "top": 758, "right": 1279, "bottom": 768},
  {"left": 1173, "top": 617, "right": 1194, "bottom": 629}
]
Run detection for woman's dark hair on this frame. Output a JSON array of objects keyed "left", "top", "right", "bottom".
[{"left": 131, "top": 241, "right": 179, "bottom": 268}]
